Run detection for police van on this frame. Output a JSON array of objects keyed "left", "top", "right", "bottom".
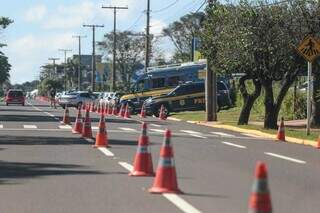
[
  {"left": 120, "top": 61, "right": 209, "bottom": 113},
  {"left": 143, "top": 81, "right": 232, "bottom": 117}
]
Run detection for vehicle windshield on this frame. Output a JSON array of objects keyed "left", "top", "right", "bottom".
[{"left": 8, "top": 90, "right": 23, "bottom": 97}]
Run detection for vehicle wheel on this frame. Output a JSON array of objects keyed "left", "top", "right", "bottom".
[
  {"left": 154, "top": 104, "right": 170, "bottom": 117},
  {"left": 6, "top": 102, "right": 8, "bottom": 106}
]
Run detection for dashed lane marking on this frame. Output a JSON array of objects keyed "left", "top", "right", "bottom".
[
  {"left": 222, "top": 142, "right": 247, "bottom": 149},
  {"left": 189, "top": 134, "right": 207, "bottom": 139},
  {"left": 264, "top": 152, "right": 306, "bottom": 164},
  {"left": 118, "top": 127, "right": 137, "bottom": 132},
  {"left": 150, "top": 124, "right": 162, "bottom": 128},
  {"left": 150, "top": 129, "right": 166, "bottom": 133},
  {"left": 211, "top": 132, "right": 235, "bottom": 137},
  {"left": 180, "top": 130, "right": 202, "bottom": 135},
  {"left": 0, "top": 125, "right": 3, "bottom": 129},
  {"left": 98, "top": 147, "right": 114, "bottom": 157},
  {"left": 163, "top": 194, "right": 202, "bottom": 213},
  {"left": 118, "top": 161, "right": 133, "bottom": 172},
  {"left": 23, "top": 125, "right": 37, "bottom": 129},
  {"left": 92, "top": 126, "right": 99, "bottom": 130},
  {"left": 59, "top": 125, "right": 72, "bottom": 129},
  {"left": 167, "top": 117, "right": 182, "bottom": 122}
]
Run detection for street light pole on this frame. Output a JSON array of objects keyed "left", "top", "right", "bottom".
[
  {"left": 83, "top": 24, "right": 104, "bottom": 92},
  {"left": 72, "top": 35, "right": 86, "bottom": 91},
  {"left": 48, "top": 58, "right": 60, "bottom": 79},
  {"left": 59, "top": 49, "right": 72, "bottom": 92},
  {"left": 145, "top": 0, "right": 151, "bottom": 73},
  {"left": 102, "top": 5, "right": 128, "bottom": 92}
]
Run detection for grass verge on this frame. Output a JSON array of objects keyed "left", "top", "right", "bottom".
[{"left": 171, "top": 109, "right": 320, "bottom": 141}]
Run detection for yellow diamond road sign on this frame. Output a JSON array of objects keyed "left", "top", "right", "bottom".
[{"left": 297, "top": 35, "right": 320, "bottom": 62}]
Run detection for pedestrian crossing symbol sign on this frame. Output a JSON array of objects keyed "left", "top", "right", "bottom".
[{"left": 297, "top": 35, "right": 320, "bottom": 62}]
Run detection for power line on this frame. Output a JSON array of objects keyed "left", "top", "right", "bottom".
[
  {"left": 125, "top": 11, "right": 144, "bottom": 31},
  {"left": 152, "top": 0, "right": 179, "bottom": 13},
  {"left": 195, "top": 0, "right": 207, "bottom": 13}
]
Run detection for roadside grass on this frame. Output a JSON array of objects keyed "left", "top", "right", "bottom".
[{"left": 171, "top": 108, "right": 320, "bottom": 141}]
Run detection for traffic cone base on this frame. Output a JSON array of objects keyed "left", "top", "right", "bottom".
[{"left": 93, "top": 114, "right": 109, "bottom": 148}]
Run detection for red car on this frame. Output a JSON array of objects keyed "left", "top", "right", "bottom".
[{"left": 5, "top": 89, "right": 25, "bottom": 106}]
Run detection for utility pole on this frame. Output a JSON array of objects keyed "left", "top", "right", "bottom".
[
  {"left": 72, "top": 35, "right": 86, "bottom": 91},
  {"left": 83, "top": 24, "right": 104, "bottom": 92},
  {"left": 145, "top": 0, "right": 151, "bottom": 73},
  {"left": 48, "top": 58, "right": 59, "bottom": 79},
  {"left": 59, "top": 49, "right": 72, "bottom": 92},
  {"left": 102, "top": 5, "right": 128, "bottom": 92},
  {"left": 206, "top": 0, "right": 217, "bottom": 121}
]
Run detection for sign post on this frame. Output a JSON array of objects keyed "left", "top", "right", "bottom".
[{"left": 296, "top": 35, "right": 320, "bottom": 135}]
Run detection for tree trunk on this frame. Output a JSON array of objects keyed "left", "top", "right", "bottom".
[
  {"left": 311, "top": 62, "right": 320, "bottom": 127},
  {"left": 238, "top": 75, "right": 261, "bottom": 125}
]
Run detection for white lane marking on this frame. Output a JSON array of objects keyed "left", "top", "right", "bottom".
[
  {"left": 167, "top": 117, "right": 181, "bottom": 122},
  {"left": 189, "top": 134, "right": 207, "bottom": 139},
  {"left": 180, "top": 130, "right": 202, "bottom": 135},
  {"left": 264, "top": 152, "right": 306, "bottom": 164},
  {"left": 150, "top": 124, "right": 162, "bottom": 128},
  {"left": 59, "top": 125, "right": 72, "bottom": 129},
  {"left": 23, "top": 125, "right": 37, "bottom": 129},
  {"left": 118, "top": 161, "right": 133, "bottom": 172},
  {"left": 163, "top": 193, "right": 202, "bottom": 213},
  {"left": 0, "top": 125, "right": 3, "bottom": 129},
  {"left": 92, "top": 126, "right": 99, "bottom": 130},
  {"left": 150, "top": 128, "right": 166, "bottom": 133},
  {"left": 222, "top": 142, "right": 246, "bottom": 149},
  {"left": 187, "top": 121, "right": 196, "bottom": 124},
  {"left": 98, "top": 147, "right": 114, "bottom": 157},
  {"left": 118, "top": 127, "right": 137, "bottom": 132},
  {"left": 241, "top": 133, "right": 264, "bottom": 138},
  {"left": 211, "top": 132, "right": 235, "bottom": 137},
  {"left": 84, "top": 138, "right": 94, "bottom": 143}
]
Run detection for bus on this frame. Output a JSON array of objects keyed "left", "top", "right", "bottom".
[{"left": 119, "top": 61, "right": 209, "bottom": 113}]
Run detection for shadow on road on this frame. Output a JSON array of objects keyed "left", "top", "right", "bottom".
[
  {"left": 0, "top": 114, "right": 60, "bottom": 122},
  {"left": 0, "top": 161, "right": 106, "bottom": 184},
  {"left": 183, "top": 192, "right": 228, "bottom": 199},
  {"left": 109, "top": 138, "right": 138, "bottom": 146},
  {"left": 0, "top": 135, "right": 87, "bottom": 145}
]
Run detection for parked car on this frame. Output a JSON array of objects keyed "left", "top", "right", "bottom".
[
  {"left": 144, "top": 81, "right": 232, "bottom": 117},
  {"left": 58, "top": 91, "right": 96, "bottom": 109},
  {"left": 5, "top": 89, "right": 25, "bottom": 106},
  {"left": 100, "top": 92, "right": 124, "bottom": 106}
]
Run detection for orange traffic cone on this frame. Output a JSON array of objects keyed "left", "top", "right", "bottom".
[
  {"left": 112, "top": 104, "right": 118, "bottom": 116},
  {"left": 276, "top": 117, "right": 285, "bottom": 141},
  {"left": 129, "top": 123, "right": 154, "bottom": 176},
  {"left": 248, "top": 162, "right": 272, "bottom": 213},
  {"left": 140, "top": 103, "right": 146, "bottom": 118},
  {"left": 93, "top": 113, "right": 109, "bottom": 148},
  {"left": 103, "top": 103, "right": 108, "bottom": 115},
  {"left": 124, "top": 103, "right": 131, "bottom": 118},
  {"left": 159, "top": 105, "right": 167, "bottom": 120},
  {"left": 315, "top": 136, "right": 320, "bottom": 149},
  {"left": 149, "top": 129, "right": 182, "bottom": 194},
  {"left": 72, "top": 107, "right": 83, "bottom": 134},
  {"left": 82, "top": 102, "right": 86, "bottom": 110},
  {"left": 90, "top": 102, "right": 96, "bottom": 112},
  {"left": 97, "top": 102, "right": 101, "bottom": 114},
  {"left": 118, "top": 103, "right": 125, "bottom": 117},
  {"left": 62, "top": 106, "right": 70, "bottom": 125},
  {"left": 81, "top": 109, "right": 93, "bottom": 138}
]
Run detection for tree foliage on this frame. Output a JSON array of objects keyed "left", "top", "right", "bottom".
[
  {"left": 0, "top": 17, "right": 13, "bottom": 85},
  {"left": 201, "top": 0, "right": 319, "bottom": 129},
  {"left": 163, "top": 12, "right": 205, "bottom": 62}
]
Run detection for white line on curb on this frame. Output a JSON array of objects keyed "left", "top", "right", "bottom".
[
  {"left": 98, "top": 147, "right": 114, "bottom": 157},
  {"left": 264, "top": 152, "right": 306, "bottom": 164},
  {"left": 167, "top": 117, "right": 182, "bottom": 122},
  {"left": 163, "top": 193, "right": 202, "bottom": 213},
  {"left": 118, "top": 161, "right": 133, "bottom": 172},
  {"left": 23, "top": 125, "right": 37, "bottom": 129},
  {"left": 222, "top": 142, "right": 246, "bottom": 149},
  {"left": 186, "top": 121, "right": 196, "bottom": 124}
]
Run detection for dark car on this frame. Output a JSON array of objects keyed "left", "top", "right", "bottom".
[
  {"left": 5, "top": 89, "right": 25, "bottom": 106},
  {"left": 144, "top": 81, "right": 232, "bottom": 117}
]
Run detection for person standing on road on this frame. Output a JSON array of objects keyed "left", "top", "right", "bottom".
[{"left": 49, "top": 88, "right": 57, "bottom": 109}]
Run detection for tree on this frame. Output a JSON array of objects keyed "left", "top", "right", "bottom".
[
  {"left": 0, "top": 17, "right": 13, "bottom": 85},
  {"left": 98, "top": 31, "right": 145, "bottom": 92},
  {"left": 201, "top": 0, "right": 313, "bottom": 129},
  {"left": 163, "top": 12, "right": 205, "bottom": 63}
]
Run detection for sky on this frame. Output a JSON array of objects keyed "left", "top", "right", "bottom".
[{"left": 0, "top": 0, "right": 206, "bottom": 84}]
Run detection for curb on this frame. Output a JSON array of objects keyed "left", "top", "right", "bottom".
[{"left": 196, "top": 122, "right": 318, "bottom": 148}]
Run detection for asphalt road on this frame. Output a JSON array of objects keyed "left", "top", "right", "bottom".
[{"left": 0, "top": 99, "right": 319, "bottom": 213}]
